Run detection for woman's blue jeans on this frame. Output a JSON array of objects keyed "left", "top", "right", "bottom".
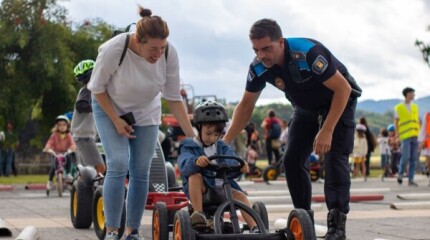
[{"left": 93, "top": 100, "right": 159, "bottom": 229}]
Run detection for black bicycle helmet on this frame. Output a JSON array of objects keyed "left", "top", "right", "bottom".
[{"left": 193, "top": 100, "right": 228, "bottom": 124}]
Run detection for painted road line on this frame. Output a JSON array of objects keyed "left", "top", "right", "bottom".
[
  {"left": 246, "top": 188, "right": 390, "bottom": 196},
  {"left": 397, "top": 193, "right": 430, "bottom": 200},
  {"left": 265, "top": 204, "right": 323, "bottom": 213},
  {"left": 390, "top": 201, "right": 430, "bottom": 210},
  {"left": 0, "top": 185, "right": 13, "bottom": 191},
  {"left": 248, "top": 195, "right": 291, "bottom": 203}
]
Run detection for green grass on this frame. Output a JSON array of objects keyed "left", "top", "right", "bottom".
[{"left": 0, "top": 175, "right": 47, "bottom": 184}]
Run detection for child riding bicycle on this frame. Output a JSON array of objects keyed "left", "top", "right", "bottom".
[
  {"left": 71, "top": 59, "right": 106, "bottom": 175},
  {"left": 43, "top": 115, "right": 76, "bottom": 189},
  {"left": 177, "top": 101, "right": 259, "bottom": 233}
]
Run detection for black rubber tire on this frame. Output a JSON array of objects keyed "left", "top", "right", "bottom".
[
  {"left": 287, "top": 209, "right": 316, "bottom": 240},
  {"left": 152, "top": 202, "right": 169, "bottom": 240},
  {"left": 70, "top": 179, "right": 93, "bottom": 229},
  {"left": 173, "top": 210, "right": 195, "bottom": 240},
  {"left": 263, "top": 165, "right": 279, "bottom": 181},
  {"left": 92, "top": 186, "right": 126, "bottom": 240},
  {"left": 252, "top": 201, "right": 269, "bottom": 230}
]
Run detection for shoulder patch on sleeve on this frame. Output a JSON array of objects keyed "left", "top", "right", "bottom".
[{"left": 312, "top": 55, "right": 328, "bottom": 75}]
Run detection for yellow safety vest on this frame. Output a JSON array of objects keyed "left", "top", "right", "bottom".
[{"left": 395, "top": 102, "right": 419, "bottom": 140}]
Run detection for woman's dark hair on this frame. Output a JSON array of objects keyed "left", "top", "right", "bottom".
[
  {"left": 135, "top": 5, "right": 169, "bottom": 43},
  {"left": 249, "top": 18, "right": 283, "bottom": 41}
]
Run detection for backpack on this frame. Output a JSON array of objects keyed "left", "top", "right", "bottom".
[
  {"left": 111, "top": 23, "right": 169, "bottom": 67},
  {"left": 268, "top": 120, "right": 281, "bottom": 139}
]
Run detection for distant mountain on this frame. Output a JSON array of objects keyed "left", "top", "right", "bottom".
[{"left": 357, "top": 96, "right": 430, "bottom": 116}]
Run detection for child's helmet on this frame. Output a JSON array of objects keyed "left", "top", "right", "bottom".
[
  {"left": 74, "top": 59, "right": 95, "bottom": 84},
  {"left": 387, "top": 124, "right": 395, "bottom": 132},
  {"left": 193, "top": 101, "right": 228, "bottom": 124},
  {"left": 55, "top": 115, "right": 70, "bottom": 124}
]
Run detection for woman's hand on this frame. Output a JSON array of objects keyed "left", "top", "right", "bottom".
[{"left": 114, "top": 118, "right": 136, "bottom": 139}]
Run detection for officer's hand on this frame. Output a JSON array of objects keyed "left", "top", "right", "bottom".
[
  {"left": 313, "top": 129, "right": 332, "bottom": 155},
  {"left": 241, "top": 162, "right": 250, "bottom": 174},
  {"left": 195, "top": 156, "right": 210, "bottom": 168}
]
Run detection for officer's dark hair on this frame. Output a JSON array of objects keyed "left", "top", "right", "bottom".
[
  {"left": 249, "top": 18, "right": 283, "bottom": 41},
  {"left": 402, "top": 87, "right": 415, "bottom": 97}
]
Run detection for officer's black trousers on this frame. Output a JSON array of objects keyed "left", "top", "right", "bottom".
[{"left": 283, "top": 99, "right": 356, "bottom": 214}]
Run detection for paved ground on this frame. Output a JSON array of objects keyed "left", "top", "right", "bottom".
[{"left": 0, "top": 174, "right": 429, "bottom": 240}]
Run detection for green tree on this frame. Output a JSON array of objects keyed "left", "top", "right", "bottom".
[{"left": 416, "top": 26, "right": 430, "bottom": 67}]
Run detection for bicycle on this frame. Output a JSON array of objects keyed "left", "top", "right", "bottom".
[{"left": 47, "top": 151, "right": 76, "bottom": 197}]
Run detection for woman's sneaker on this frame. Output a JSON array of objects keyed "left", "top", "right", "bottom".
[
  {"left": 125, "top": 229, "right": 144, "bottom": 240},
  {"left": 104, "top": 231, "right": 119, "bottom": 240}
]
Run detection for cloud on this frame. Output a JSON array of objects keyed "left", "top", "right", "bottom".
[{"left": 61, "top": 0, "right": 430, "bottom": 103}]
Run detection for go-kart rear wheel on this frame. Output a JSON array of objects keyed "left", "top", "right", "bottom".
[
  {"left": 263, "top": 165, "right": 279, "bottom": 181},
  {"left": 287, "top": 209, "right": 316, "bottom": 240},
  {"left": 252, "top": 201, "right": 269, "bottom": 230},
  {"left": 173, "top": 210, "right": 195, "bottom": 240},
  {"left": 70, "top": 179, "right": 93, "bottom": 228},
  {"left": 92, "top": 186, "right": 126, "bottom": 240},
  {"left": 152, "top": 202, "right": 169, "bottom": 240}
]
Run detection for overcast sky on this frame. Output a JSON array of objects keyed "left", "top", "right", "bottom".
[{"left": 61, "top": 0, "right": 430, "bottom": 105}]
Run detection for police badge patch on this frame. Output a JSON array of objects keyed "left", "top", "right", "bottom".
[
  {"left": 274, "top": 77, "right": 285, "bottom": 90},
  {"left": 312, "top": 55, "right": 328, "bottom": 75}
]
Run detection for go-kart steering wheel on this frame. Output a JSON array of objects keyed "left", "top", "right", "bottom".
[{"left": 201, "top": 155, "right": 245, "bottom": 180}]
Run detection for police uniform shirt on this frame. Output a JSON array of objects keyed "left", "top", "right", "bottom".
[{"left": 246, "top": 38, "right": 350, "bottom": 111}]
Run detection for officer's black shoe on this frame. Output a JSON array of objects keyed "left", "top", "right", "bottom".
[{"left": 325, "top": 209, "right": 346, "bottom": 240}]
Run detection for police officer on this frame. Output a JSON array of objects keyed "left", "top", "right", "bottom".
[{"left": 223, "top": 19, "right": 361, "bottom": 240}]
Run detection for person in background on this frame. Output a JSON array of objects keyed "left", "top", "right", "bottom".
[
  {"left": 280, "top": 119, "right": 289, "bottom": 152},
  {"left": 44, "top": 115, "right": 77, "bottom": 189},
  {"left": 377, "top": 128, "right": 390, "bottom": 176},
  {"left": 358, "top": 117, "right": 376, "bottom": 177},
  {"left": 387, "top": 124, "right": 400, "bottom": 175},
  {"left": 352, "top": 123, "right": 368, "bottom": 180},
  {"left": 1, "top": 122, "right": 18, "bottom": 177},
  {"left": 261, "top": 109, "right": 281, "bottom": 165},
  {"left": 394, "top": 87, "right": 420, "bottom": 186},
  {"left": 87, "top": 6, "right": 195, "bottom": 240},
  {"left": 418, "top": 111, "right": 430, "bottom": 185}
]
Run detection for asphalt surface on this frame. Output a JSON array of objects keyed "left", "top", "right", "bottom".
[{"left": 0, "top": 174, "right": 430, "bottom": 240}]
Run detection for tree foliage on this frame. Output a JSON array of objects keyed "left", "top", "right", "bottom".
[
  {"left": 416, "top": 26, "right": 430, "bottom": 67},
  {"left": 0, "top": 0, "right": 113, "bottom": 150}
]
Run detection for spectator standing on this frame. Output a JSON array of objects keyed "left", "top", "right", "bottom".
[
  {"left": 387, "top": 124, "right": 400, "bottom": 175},
  {"left": 377, "top": 128, "right": 390, "bottom": 172},
  {"left": 261, "top": 109, "right": 281, "bottom": 165},
  {"left": 352, "top": 124, "right": 368, "bottom": 180},
  {"left": 358, "top": 117, "right": 376, "bottom": 176},
  {"left": 0, "top": 129, "right": 4, "bottom": 176},
  {"left": 280, "top": 119, "right": 289, "bottom": 152},
  {"left": 2, "top": 122, "right": 18, "bottom": 177},
  {"left": 394, "top": 87, "right": 420, "bottom": 186}
]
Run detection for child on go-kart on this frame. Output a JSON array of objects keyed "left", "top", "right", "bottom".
[
  {"left": 71, "top": 59, "right": 106, "bottom": 175},
  {"left": 43, "top": 115, "right": 77, "bottom": 189},
  {"left": 177, "top": 101, "right": 259, "bottom": 233}
]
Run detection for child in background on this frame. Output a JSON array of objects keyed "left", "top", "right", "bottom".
[
  {"left": 71, "top": 59, "right": 106, "bottom": 175},
  {"left": 177, "top": 101, "right": 259, "bottom": 233},
  {"left": 377, "top": 128, "right": 390, "bottom": 174},
  {"left": 387, "top": 124, "right": 400, "bottom": 175},
  {"left": 44, "top": 115, "right": 77, "bottom": 189},
  {"left": 353, "top": 123, "right": 368, "bottom": 180}
]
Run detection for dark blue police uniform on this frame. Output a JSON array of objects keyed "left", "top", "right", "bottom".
[{"left": 246, "top": 38, "right": 360, "bottom": 214}]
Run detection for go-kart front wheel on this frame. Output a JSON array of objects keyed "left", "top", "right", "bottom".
[
  {"left": 70, "top": 179, "right": 93, "bottom": 228},
  {"left": 173, "top": 210, "right": 195, "bottom": 240},
  {"left": 287, "top": 209, "right": 316, "bottom": 240},
  {"left": 152, "top": 202, "right": 169, "bottom": 240},
  {"left": 92, "top": 186, "right": 126, "bottom": 240}
]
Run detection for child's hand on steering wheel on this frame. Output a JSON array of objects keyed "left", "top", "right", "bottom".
[
  {"left": 240, "top": 162, "right": 250, "bottom": 174},
  {"left": 195, "top": 156, "right": 210, "bottom": 168}
]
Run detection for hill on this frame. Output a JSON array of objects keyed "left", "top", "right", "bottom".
[{"left": 357, "top": 96, "right": 430, "bottom": 116}]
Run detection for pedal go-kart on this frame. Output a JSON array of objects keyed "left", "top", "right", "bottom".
[
  {"left": 171, "top": 155, "right": 316, "bottom": 240},
  {"left": 70, "top": 141, "right": 188, "bottom": 240},
  {"left": 263, "top": 154, "right": 322, "bottom": 182},
  {"left": 47, "top": 151, "right": 77, "bottom": 197}
]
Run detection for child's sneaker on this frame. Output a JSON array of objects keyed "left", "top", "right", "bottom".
[
  {"left": 125, "top": 229, "right": 144, "bottom": 240},
  {"left": 104, "top": 231, "right": 119, "bottom": 240},
  {"left": 190, "top": 211, "right": 207, "bottom": 229},
  {"left": 46, "top": 180, "right": 54, "bottom": 190},
  {"left": 250, "top": 226, "right": 260, "bottom": 233}
]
